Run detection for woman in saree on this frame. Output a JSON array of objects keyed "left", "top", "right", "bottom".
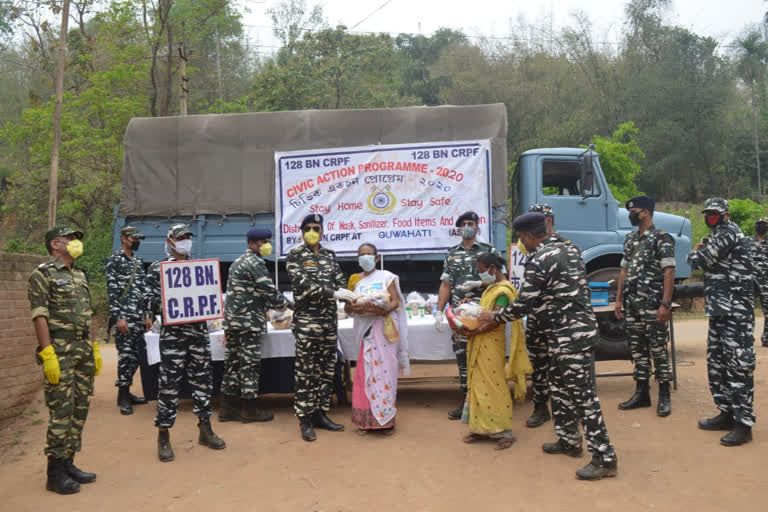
[
  {"left": 345, "top": 243, "right": 409, "bottom": 435},
  {"left": 459, "top": 252, "right": 532, "bottom": 450}
]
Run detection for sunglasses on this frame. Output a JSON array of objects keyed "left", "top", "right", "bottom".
[{"left": 302, "top": 226, "right": 321, "bottom": 233}]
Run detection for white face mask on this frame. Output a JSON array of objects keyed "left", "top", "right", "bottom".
[
  {"left": 172, "top": 239, "right": 192, "bottom": 256},
  {"left": 359, "top": 254, "right": 376, "bottom": 272},
  {"left": 478, "top": 270, "right": 495, "bottom": 284}
]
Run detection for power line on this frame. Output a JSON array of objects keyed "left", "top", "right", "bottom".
[{"left": 349, "top": 0, "right": 394, "bottom": 31}]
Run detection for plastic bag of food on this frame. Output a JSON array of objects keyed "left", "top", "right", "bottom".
[
  {"left": 357, "top": 291, "right": 390, "bottom": 309},
  {"left": 454, "top": 302, "right": 483, "bottom": 330},
  {"left": 425, "top": 294, "right": 438, "bottom": 312},
  {"left": 270, "top": 309, "right": 293, "bottom": 330},
  {"left": 405, "top": 291, "right": 426, "bottom": 309}
]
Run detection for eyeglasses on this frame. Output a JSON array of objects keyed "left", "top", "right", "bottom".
[{"left": 302, "top": 226, "right": 321, "bottom": 233}]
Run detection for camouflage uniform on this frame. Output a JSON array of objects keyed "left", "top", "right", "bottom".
[
  {"left": 222, "top": 248, "right": 290, "bottom": 399},
  {"left": 29, "top": 260, "right": 94, "bottom": 460},
  {"left": 286, "top": 243, "right": 346, "bottom": 418},
  {"left": 494, "top": 234, "right": 617, "bottom": 465},
  {"left": 620, "top": 225, "right": 675, "bottom": 383},
  {"left": 440, "top": 240, "right": 497, "bottom": 392},
  {"left": 687, "top": 217, "right": 756, "bottom": 427},
  {"left": 145, "top": 256, "right": 213, "bottom": 428},
  {"left": 749, "top": 229, "right": 768, "bottom": 346},
  {"left": 105, "top": 249, "right": 146, "bottom": 388}
]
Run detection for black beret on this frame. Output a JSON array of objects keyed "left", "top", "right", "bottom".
[
  {"left": 625, "top": 195, "right": 655, "bottom": 211},
  {"left": 300, "top": 214, "right": 323, "bottom": 229},
  {"left": 512, "top": 212, "right": 546, "bottom": 233},
  {"left": 455, "top": 211, "right": 479, "bottom": 227},
  {"left": 247, "top": 228, "right": 272, "bottom": 241}
]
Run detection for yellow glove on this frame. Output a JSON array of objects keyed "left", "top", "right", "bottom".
[
  {"left": 93, "top": 341, "right": 103, "bottom": 376},
  {"left": 39, "top": 345, "right": 60, "bottom": 385}
]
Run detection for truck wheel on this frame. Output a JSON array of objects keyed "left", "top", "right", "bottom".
[{"left": 587, "top": 267, "right": 629, "bottom": 361}]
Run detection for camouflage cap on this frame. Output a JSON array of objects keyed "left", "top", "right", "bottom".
[
  {"left": 167, "top": 223, "right": 194, "bottom": 239},
  {"left": 528, "top": 203, "right": 554, "bottom": 216},
  {"left": 45, "top": 225, "right": 84, "bottom": 244},
  {"left": 757, "top": 217, "right": 768, "bottom": 225},
  {"left": 120, "top": 226, "right": 145, "bottom": 239},
  {"left": 702, "top": 197, "right": 728, "bottom": 213}
]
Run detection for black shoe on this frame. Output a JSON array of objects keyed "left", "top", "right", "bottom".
[
  {"left": 698, "top": 411, "right": 736, "bottom": 431},
  {"left": 526, "top": 402, "right": 551, "bottom": 428},
  {"left": 117, "top": 386, "right": 133, "bottom": 415},
  {"left": 720, "top": 423, "right": 753, "bottom": 446},
  {"left": 46, "top": 457, "right": 80, "bottom": 494},
  {"left": 129, "top": 393, "right": 147, "bottom": 405},
  {"left": 575, "top": 456, "right": 618, "bottom": 480},
  {"left": 241, "top": 399, "right": 275, "bottom": 423},
  {"left": 157, "top": 428, "right": 175, "bottom": 462},
  {"left": 542, "top": 439, "right": 583, "bottom": 457},
  {"left": 198, "top": 417, "right": 226, "bottom": 450},
  {"left": 448, "top": 398, "right": 465, "bottom": 420},
  {"left": 312, "top": 411, "right": 344, "bottom": 431},
  {"left": 300, "top": 416, "right": 317, "bottom": 442},
  {"left": 618, "top": 381, "right": 651, "bottom": 410},
  {"left": 63, "top": 458, "right": 96, "bottom": 484},
  {"left": 218, "top": 395, "right": 241, "bottom": 423},
  {"left": 657, "top": 382, "right": 671, "bottom": 417}
]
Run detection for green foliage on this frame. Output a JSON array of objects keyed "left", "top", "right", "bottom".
[
  {"left": 2, "top": 237, "right": 46, "bottom": 255},
  {"left": 728, "top": 198, "right": 764, "bottom": 235},
  {"left": 589, "top": 122, "right": 644, "bottom": 203}
]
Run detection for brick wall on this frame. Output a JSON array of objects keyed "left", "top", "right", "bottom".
[{"left": 0, "top": 252, "right": 49, "bottom": 422}]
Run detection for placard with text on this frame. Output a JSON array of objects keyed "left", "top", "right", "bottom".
[
  {"left": 508, "top": 243, "right": 529, "bottom": 292},
  {"left": 276, "top": 140, "right": 492, "bottom": 256},
  {"left": 159, "top": 258, "right": 224, "bottom": 325}
]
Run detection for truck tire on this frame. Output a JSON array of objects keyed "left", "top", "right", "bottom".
[{"left": 586, "top": 267, "right": 630, "bottom": 361}]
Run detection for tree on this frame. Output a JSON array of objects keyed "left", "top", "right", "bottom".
[
  {"left": 267, "top": 0, "right": 324, "bottom": 58},
  {"left": 588, "top": 122, "right": 644, "bottom": 203}
]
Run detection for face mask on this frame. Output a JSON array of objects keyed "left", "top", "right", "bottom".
[
  {"left": 628, "top": 212, "right": 640, "bottom": 226},
  {"left": 359, "top": 254, "right": 376, "bottom": 272},
  {"left": 130, "top": 240, "right": 141, "bottom": 251},
  {"left": 461, "top": 225, "right": 477, "bottom": 240},
  {"left": 304, "top": 230, "right": 320, "bottom": 245},
  {"left": 756, "top": 225, "right": 768, "bottom": 236},
  {"left": 478, "top": 269, "right": 495, "bottom": 284},
  {"left": 705, "top": 214, "right": 721, "bottom": 229},
  {"left": 259, "top": 242, "right": 273, "bottom": 257},
  {"left": 172, "top": 239, "right": 192, "bottom": 256},
  {"left": 66, "top": 239, "right": 83, "bottom": 259}
]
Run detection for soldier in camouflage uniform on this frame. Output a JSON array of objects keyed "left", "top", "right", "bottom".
[
  {"left": 286, "top": 214, "right": 355, "bottom": 442},
  {"left": 436, "top": 211, "right": 498, "bottom": 419},
  {"left": 750, "top": 217, "right": 768, "bottom": 347},
  {"left": 613, "top": 196, "right": 675, "bottom": 417},
  {"left": 220, "top": 228, "right": 291, "bottom": 423},
  {"left": 144, "top": 224, "right": 226, "bottom": 461},
  {"left": 105, "top": 226, "right": 151, "bottom": 415},
  {"left": 29, "top": 226, "right": 101, "bottom": 494},
  {"left": 688, "top": 198, "right": 756, "bottom": 446},
  {"left": 478, "top": 213, "right": 618, "bottom": 480}
]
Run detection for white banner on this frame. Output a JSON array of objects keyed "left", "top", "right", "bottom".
[
  {"left": 508, "top": 243, "right": 529, "bottom": 292},
  {"left": 276, "top": 140, "right": 492, "bottom": 256},
  {"left": 159, "top": 259, "right": 224, "bottom": 325}
]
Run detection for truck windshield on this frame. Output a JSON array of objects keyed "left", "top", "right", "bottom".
[{"left": 541, "top": 160, "right": 599, "bottom": 196}]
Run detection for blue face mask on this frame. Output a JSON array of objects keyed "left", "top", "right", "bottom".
[
  {"left": 479, "top": 269, "right": 495, "bottom": 284},
  {"left": 359, "top": 254, "right": 376, "bottom": 271}
]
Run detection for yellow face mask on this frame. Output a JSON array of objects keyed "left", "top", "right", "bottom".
[
  {"left": 259, "top": 242, "right": 273, "bottom": 257},
  {"left": 67, "top": 239, "right": 84, "bottom": 259},
  {"left": 304, "top": 231, "right": 320, "bottom": 245}
]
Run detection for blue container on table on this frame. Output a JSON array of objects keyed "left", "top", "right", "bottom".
[{"left": 589, "top": 281, "right": 610, "bottom": 306}]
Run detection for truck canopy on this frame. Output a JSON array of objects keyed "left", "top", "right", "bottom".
[{"left": 120, "top": 104, "right": 509, "bottom": 218}]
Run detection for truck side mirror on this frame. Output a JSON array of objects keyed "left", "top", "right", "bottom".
[{"left": 580, "top": 145, "right": 595, "bottom": 196}]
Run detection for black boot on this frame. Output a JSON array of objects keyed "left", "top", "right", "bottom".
[
  {"left": 312, "top": 410, "right": 344, "bottom": 431},
  {"left": 64, "top": 458, "right": 96, "bottom": 484},
  {"left": 447, "top": 397, "right": 465, "bottom": 420},
  {"left": 698, "top": 411, "right": 736, "bottom": 431},
  {"left": 575, "top": 456, "right": 618, "bottom": 481},
  {"left": 657, "top": 382, "right": 671, "bottom": 417},
  {"left": 526, "top": 402, "right": 551, "bottom": 428},
  {"left": 198, "top": 417, "right": 226, "bottom": 450},
  {"left": 129, "top": 392, "right": 147, "bottom": 405},
  {"left": 241, "top": 399, "right": 274, "bottom": 423},
  {"left": 218, "top": 395, "right": 241, "bottom": 422},
  {"left": 46, "top": 457, "right": 80, "bottom": 494},
  {"left": 117, "top": 386, "right": 133, "bottom": 416},
  {"left": 720, "top": 423, "right": 753, "bottom": 446},
  {"left": 618, "top": 380, "right": 651, "bottom": 410},
  {"left": 157, "top": 428, "right": 175, "bottom": 462},
  {"left": 300, "top": 416, "right": 317, "bottom": 442},
  {"left": 542, "top": 439, "right": 583, "bottom": 458}
]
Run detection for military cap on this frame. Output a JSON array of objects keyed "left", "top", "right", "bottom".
[
  {"left": 528, "top": 203, "right": 554, "bottom": 216},
  {"left": 167, "top": 223, "right": 194, "bottom": 239},
  {"left": 625, "top": 195, "right": 655, "bottom": 211},
  {"left": 247, "top": 228, "right": 272, "bottom": 241},
  {"left": 300, "top": 214, "right": 323, "bottom": 229},
  {"left": 512, "top": 212, "right": 547, "bottom": 233},
  {"left": 702, "top": 197, "right": 729, "bottom": 213},
  {"left": 455, "top": 211, "right": 479, "bottom": 227},
  {"left": 120, "top": 226, "right": 145, "bottom": 239},
  {"left": 756, "top": 217, "right": 768, "bottom": 225},
  {"left": 45, "top": 225, "right": 84, "bottom": 245}
]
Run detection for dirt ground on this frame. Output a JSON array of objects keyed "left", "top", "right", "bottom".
[{"left": 1, "top": 318, "right": 766, "bottom": 512}]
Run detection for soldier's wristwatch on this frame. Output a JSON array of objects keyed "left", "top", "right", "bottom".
[{"left": 661, "top": 301, "right": 672, "bottom": 309}]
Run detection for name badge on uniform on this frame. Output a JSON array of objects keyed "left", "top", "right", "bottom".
[
  {"left": 302, "top": 260, "right": 317, "bottom": 267},
  {"left": 55, "top": 279, "right": 73, "bottom": 285}
]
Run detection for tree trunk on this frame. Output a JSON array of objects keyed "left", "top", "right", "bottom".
[{"left": 49, "top": 0, "right": 71, "bottom": 228}]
